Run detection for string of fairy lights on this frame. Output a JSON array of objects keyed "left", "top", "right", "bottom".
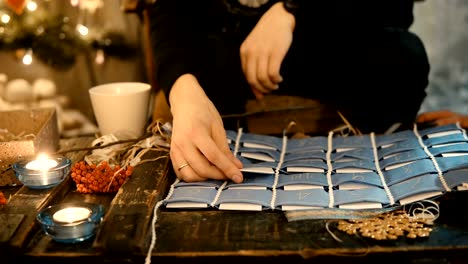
[{"left": 0, "top": 0, "right": 137, "bottom": 70}]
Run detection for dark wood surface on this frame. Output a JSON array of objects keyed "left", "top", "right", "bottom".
[{"left": 1, "top": 137, "right": 467, "bottom": 264}]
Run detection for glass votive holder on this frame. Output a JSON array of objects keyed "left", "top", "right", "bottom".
[
  {"left": 12, "top": 155, "right": 72, "bottom": 189},
  {"left": 36, "top": 202, "right": 105, "bottom": 243}
]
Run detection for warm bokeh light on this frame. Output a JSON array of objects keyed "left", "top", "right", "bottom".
[
  {"left": 22, "top": 50, "right": 33, "bottom": 65},
  {"left": 1, "top": 14, "right": 11, "bottom": 24},
  {"left": 95, "top": 49, "right": 105, "bottom": 64},
  {"left": 26, "top": 1, "right": 37, "bottom": 11},
  {"left": 76, "top": 23, "right": 89, "bottom": 36}
]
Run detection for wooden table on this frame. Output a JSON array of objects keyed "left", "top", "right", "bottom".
[{"left": 1, "top": 137, "right": 467, "bottom": 264}]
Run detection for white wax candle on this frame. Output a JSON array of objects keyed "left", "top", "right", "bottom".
[
  {"left": 53, "top": 207, "right": 92, "bottom": 223},
  {"left": 25, "top": 154, "right": 58, "bottom": 171}
]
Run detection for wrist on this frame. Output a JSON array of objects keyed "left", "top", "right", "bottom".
[{"left": 169, "top": 74, "right": 197, "bottom": 105}]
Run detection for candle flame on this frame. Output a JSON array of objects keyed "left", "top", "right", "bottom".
[
  {"left": 25, "top": 153, "right": 58, "bottom": 171},
  {"left": 36, "top": 153, "right": 49, "bottom": 161}
]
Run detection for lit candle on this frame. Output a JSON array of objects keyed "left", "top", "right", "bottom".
[
  {"left": 25, "top": 153, "right": 58, "bottom": 171},
  {"left": 52, "top": 207, "right": 92, "bottom": 223}
]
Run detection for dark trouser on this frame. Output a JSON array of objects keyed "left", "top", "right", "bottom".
[{"left": 198, "top": 27, "right": 430, "bottom": 134}]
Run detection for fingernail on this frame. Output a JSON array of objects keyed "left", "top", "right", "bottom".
[
  {"left": 272, "top": 84, "right": 279, "bottom": 90},
  {"left": 232, "top": 174, "right": 243, "bottom": 183}
]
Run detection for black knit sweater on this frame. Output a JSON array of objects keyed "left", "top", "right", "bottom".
[{"left": 148, "top": 0, "right": 416, "bottom": 103}]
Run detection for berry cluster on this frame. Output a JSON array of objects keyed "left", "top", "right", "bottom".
[
  {"left": 70, "top": 161, "right": 133, "bottom": 193},
  {"left": 0, "top": 192, "right": 7, "bottom": 205}
]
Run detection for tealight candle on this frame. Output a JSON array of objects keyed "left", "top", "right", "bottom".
[
  {"left": 53, "top": 207, "right": 92, "bottom": 223},
  {"left": 12, "top": 154, "right": 72, "bottom": 189},
  {"left": 25, "top": 153, "right": 58, "bottom": 171},
  {"left": 37, "top": 202, "right": 105, "bottom": 243}
]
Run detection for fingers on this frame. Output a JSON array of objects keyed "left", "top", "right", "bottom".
[
  {"left": 171, "top": 143, "right": 227, "bottom": 183},
  {"left": 211, "top": 127, "right": 244, "bottom": 169},
  {"left": 170, "top": 144, "right": 206, "bottom": 182},
  {"left": 242, "top": 51, "right": 269, "bottom": 94},
  {"left": 257, "top": 55, "right": 280, "bottom": 90},
  {"left": 241, "top": 46, "right": 283, "bottom": 97},
  {"left": 171, "top": 130, "right": 244, "bottom": 183},
  {"left": 267, "top": 44, "right": 285, "bottom": 84},
  {"left": 195, "top": 127, "right": 243, "bottom": 183},
  {"left": 252, "top": 89, "right": 264, "bottom": 100}
]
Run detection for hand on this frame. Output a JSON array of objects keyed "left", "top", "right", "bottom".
[
  {"left": 240, "top": 2, "right": 295, "bottom": 100},
  {"left": 416, "top": 110, "right": 468, "bottom": 129},
  {"left": 168, "top": 74, "right": 244, "bottom": 183}
]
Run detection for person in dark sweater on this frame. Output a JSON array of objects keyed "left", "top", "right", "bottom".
[{"left": 148, "top": 0, "right": 430, "bottom": 183}]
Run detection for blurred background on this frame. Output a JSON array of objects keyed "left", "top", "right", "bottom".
[
  {"left": 0, "top": 0, "right": 467, "bottom": 137},
  {"left": 0, "top": 0, "right": 146, "bottom": 137},
  {"left": 412, "top": 0, "right": 468, "bottom": 115}
]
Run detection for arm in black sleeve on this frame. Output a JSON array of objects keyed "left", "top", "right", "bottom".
[
  {"left": 147, "top": 0, "right": 210, "bottom": 102},
  {"left": 282, "top": 0, "right": 415, "bottom": 30}
]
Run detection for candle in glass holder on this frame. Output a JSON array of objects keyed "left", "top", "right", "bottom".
[
  {"left": 53, "top": 207, "right": 92, "bottom": 223},
  {"left": 37, "top": 202, "right": 104, "bottom": 243},
  {"left": 25, "top": 153, "right": 58, "bottom": 171},
  {"left": 13, "top": 154, "right": 72, "bottom": 189}
]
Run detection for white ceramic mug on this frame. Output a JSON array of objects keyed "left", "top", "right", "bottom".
[{"left": 89, "top": 82, "right": 151, "bottom": 138}]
